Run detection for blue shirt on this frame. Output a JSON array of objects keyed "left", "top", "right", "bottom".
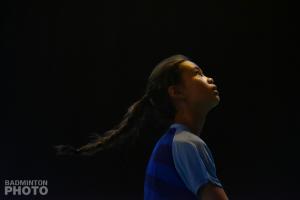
[{"left": 144, "top": 123, "right": 223, "bottom": 200}]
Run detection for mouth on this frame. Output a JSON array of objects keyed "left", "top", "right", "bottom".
[
  {"left": 213, "top": 90, "right": 219, "bottom": 95},
  {"left": 211, "top": 85, "right": 218, "bottom": 91},
  {"left": 211, "top": 85, "right": 219, "bottom": 94}
]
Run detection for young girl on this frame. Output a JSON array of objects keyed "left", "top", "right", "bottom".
[{"left": 56, "top": 54, "right": 228, "bottom": 200}]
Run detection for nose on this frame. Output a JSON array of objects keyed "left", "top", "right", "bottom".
[{"left": 207, "top": 77, "right": 214, "bottom": 84}]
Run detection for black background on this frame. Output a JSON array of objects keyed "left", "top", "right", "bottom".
[{"left": 2, "top": 0, "right": 297, "bottom": 199}]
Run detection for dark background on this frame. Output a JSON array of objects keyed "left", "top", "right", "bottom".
[{"left": 2, "top": 0, "right": 296, "bottom": 199}]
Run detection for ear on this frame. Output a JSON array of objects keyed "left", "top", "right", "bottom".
[{"left": 168, "top": 85, "right": 185, "bottom": 100}]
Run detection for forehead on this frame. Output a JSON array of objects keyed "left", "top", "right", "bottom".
[{"left": 179, "top": 60, "right": 202, "bottom": 73}]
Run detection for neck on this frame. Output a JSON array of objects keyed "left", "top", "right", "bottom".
[{"left": 174, "top": 108, "right": 208, "bottom": 136}]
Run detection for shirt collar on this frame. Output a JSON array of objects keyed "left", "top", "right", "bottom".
[{"left": 170, "top": 123, "right": 191, "bottom": 133}]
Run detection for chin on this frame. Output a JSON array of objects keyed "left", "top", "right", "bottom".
[
  {"left": 210, "top": 95, "right": 220, "bottom": 108},
  {"left": 215, "top": 95, "right": 220, "bottom": 103}
]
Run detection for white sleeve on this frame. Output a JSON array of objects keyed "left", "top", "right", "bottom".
[{"left": 172, "top": 139, "right": 223, "bottom": 196}]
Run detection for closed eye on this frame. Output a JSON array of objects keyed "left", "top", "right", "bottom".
[
  {"left": 193, "top": 66, "right": 205, "bottom": 77},
  {"left": 195, "top": 70, "right": 204, "bottom": 76}
]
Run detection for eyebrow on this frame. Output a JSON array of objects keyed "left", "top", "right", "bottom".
[{"left": 193, "top": 66, "right": 203, "bottom": 74}]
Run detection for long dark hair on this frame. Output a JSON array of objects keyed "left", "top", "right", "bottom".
[{"left": 55, "top": 54, "right": 190, "bottom": 156}]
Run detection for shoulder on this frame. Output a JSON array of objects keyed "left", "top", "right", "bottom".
[
  {"left": 171, "top": 130, "right": 223, "bottom": 195},
  {"left": 172, "top": 130, "right": 207, "bottom": 151},
  {"left": 172, "top": 130, "right": 211, "bottom": 164},
  {"left": 172, "top": 130, "right": 216, "bottom": 169}
]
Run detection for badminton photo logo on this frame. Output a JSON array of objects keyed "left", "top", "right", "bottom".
[{"left": 4, "top": 180, "right": 48, "bottom": 196}]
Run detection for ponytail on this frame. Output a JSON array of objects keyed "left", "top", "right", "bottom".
[
  {"left": 55, "top": 54, "right": 188, "bottom": 157},
  {"left": 55, "top": 94, "right": 169, "bottom": 156}
]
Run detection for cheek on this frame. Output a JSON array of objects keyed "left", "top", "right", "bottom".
[
  {"left": 186, "top": 80, "right": 212, "bottom": 104},
  {"left": 186, "top": 82, "right": 208, "bottom": 102}
]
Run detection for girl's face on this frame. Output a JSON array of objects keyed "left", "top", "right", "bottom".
[{"left": 177, "top": 60, "right": 220, "bottom": 112}]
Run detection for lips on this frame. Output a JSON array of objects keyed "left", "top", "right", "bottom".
[
  {"left": 211, "top": 85, "right": 219, "bottom": 95},
  {"left": 211, "top": 85, "right": 218, "bottom": 91}
]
